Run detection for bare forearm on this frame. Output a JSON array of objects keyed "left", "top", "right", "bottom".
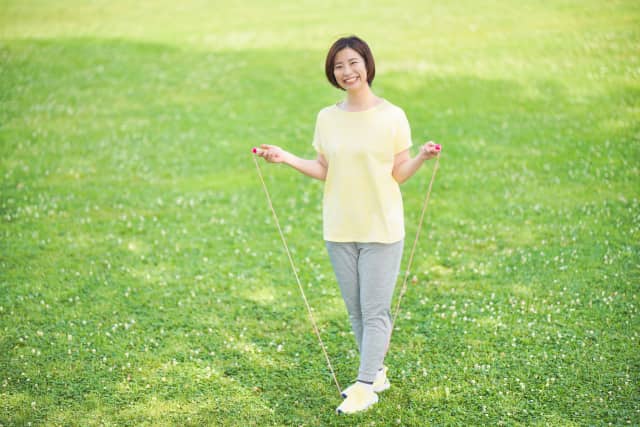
[
  {"left": 254, "top": 144, "right": 327, "bottom": 180},
  {"left": 284, "top": 153, "right": 327, "bottom": 181},
  {"left": 392, "top": 142, "right": 441, "bottom": 184},
  {"left": 393, "top": 155, "right": 426, "bottom": 184}
]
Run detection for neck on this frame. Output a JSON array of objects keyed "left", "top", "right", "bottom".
[{"left": 344, "top": 85, "right": 378, "bottom": 110}]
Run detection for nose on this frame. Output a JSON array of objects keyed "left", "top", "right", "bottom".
[{"left": 343, "top": 64, "right": 355, "bottom": 76}]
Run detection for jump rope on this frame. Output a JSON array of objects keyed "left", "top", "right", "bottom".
[{"left": 252, "top": 146, "right": 441, "bottom": 395}]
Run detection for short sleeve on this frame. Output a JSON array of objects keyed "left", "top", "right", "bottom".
[
  {"left": 393, "top": 109, "right": 412, "bottom": 154},
  {"left": 311, "top": 112, "right": 324, "bottom": 155}
]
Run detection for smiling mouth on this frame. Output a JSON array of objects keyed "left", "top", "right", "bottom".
[{"left": 343, "top": 76, "right": 359, "bottom": 84}]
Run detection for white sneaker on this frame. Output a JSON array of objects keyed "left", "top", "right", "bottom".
[
  {"left": 336, "top": 382, "right": 378, "bottom": 414},
  {"left": 341, "top": 366, "right": 390, "bottom": 398}
]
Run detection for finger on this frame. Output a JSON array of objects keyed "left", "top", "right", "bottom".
[
  {"left": 424, "top": 143, "right": 441, "bottom": 153},
  {"left": 252, "top": 147, "right": 265, "bottom": 155}
]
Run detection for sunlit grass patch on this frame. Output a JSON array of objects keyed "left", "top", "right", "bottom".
[{"left": 1, "top": 0, "right": 639, "bottom": 425}]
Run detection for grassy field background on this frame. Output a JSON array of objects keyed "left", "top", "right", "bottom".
[{"left": 1, "top": 1, "right": 639, "bottom": 425}]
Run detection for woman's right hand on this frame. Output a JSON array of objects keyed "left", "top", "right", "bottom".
[{"left": 253, "top": 144, "right": 289, "bottom": 164}]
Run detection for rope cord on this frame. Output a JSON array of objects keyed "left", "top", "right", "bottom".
[
  {"left": 253, "top": 155, "right": 342, "bottom": 394},
  {"left": 253, "top": 152, "right": 440, "bottom": 394},
  {"left": 391, "top": 154, "right": 440, "bottom": 329}
]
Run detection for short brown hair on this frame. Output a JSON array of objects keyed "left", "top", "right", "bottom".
[{"left": 325, "top": 35, "right": 376, "bottom": 90}]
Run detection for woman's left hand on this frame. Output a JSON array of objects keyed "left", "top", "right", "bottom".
[{"left": 419, "top": 141, "right": 442, "bottom": 160}]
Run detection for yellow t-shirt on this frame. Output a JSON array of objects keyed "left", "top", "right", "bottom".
[{"left": 312, "top": 99, "right": 412, "bottom": 243}]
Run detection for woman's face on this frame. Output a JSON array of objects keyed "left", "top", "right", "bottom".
[{"left": 333, "top": 47, "right": 368, "bottom": 91}]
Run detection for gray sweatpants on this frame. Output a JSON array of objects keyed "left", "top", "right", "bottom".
[{"left": 325, "top": 240, "right": 404, "bottom": 383}]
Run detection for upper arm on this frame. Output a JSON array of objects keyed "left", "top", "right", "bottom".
[
  {"left": 317, "top": 153, "right": 328, "bottom": 169},
  {"left": 393, "top": 148, "right": 410, "bottom": 171},
  {"left": 392, "top": 148, "right": 410, "bottom": 183},
  {"left": 316, "top": 153, "right": 328, "bottom": 181}
]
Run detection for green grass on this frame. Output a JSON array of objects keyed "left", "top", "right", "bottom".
[{"left": 1, "top": 0, "right": 639, "bottom": 425}]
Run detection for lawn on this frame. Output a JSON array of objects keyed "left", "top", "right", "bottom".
[{"left": 1, "top": 1, "right": 639, "bottom": 425}]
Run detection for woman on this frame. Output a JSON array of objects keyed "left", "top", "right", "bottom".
[{"left": 255, "top": 35, "right": 440, "bottom": 414}]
